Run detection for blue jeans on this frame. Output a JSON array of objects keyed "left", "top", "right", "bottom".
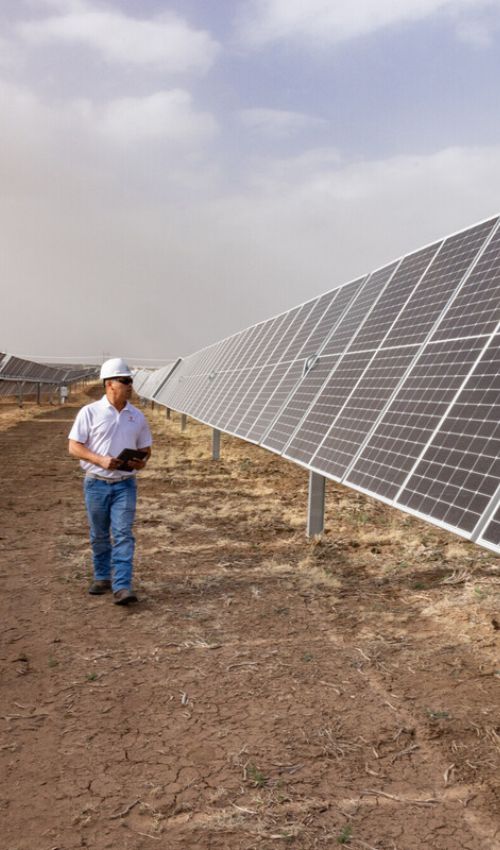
[{"left": 83, "top": 477, "right": 137, "bottom": 591}]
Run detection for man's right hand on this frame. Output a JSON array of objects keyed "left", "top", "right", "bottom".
[{"left": 100, "top": 455, "right": 120, "bottom": 470}]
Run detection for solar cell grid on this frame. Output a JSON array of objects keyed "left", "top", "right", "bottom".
[
  {"left": 195, "top": 368, "right": 240, "bottom": 424},
  {"left": 300, "top": 278, "right": 366, "bottom": 358},
  {"left": 174, "top": 351, "right": 204, "bottom": 380},
  {"left": 349, "top": 244, "right": 440, "bottom": 353},
  {"left": 312, "top": 345, "right": 420, "bottom": 480},
  {"left": 479, "top": 503, "right": 500, "bottom": 548},
  {"left": 276, "top": 296, "right": 321, "bottom": 362},
  {"left": 346, "top": 337, "right": 486, "bottom": 501},
  {"left": 247, "top": 313, "right": 287, "bottom": 368},
  {"left": 217, "top": 310, "right": 309, "bottom": 431},
  {"left": 397, "top": 334, "right": 500, "bottom": 534},
  {"left": 191, "top": 323, "right": 277, "bottom": 422},
  {"left": 157, "top": 361, "right": 191, "bottom": 409},
  {"left": 232, "top": 361, "right": 292, "bottom": 437},
  {"left": 217, "top": 368, "right": 265, "bottom": 432},
  {"left": 208, "top": 327, "right": 259, "bottom": 376},
  {"left": 285, "top": 350, "right": 374, "bottom": 466},
  {"left": 263, "top": 356, "right": 340, "bottom": 454},
  {"left": 284, "top": 291, "right": 335, "bottom": 360},
  {"left": 383, "top": 218, "right": 498, "bottom": 349},
  {"left": 261, "top": 306, "right": 304, "bottom": 365},
  {"left": 321, "top": 262, "right": 399, "bottom": 356},
  {"left": 178, "top": 374, "right": 211, "bottom": 416},
  {"left": 192, "top": 339, "right": 233, "bottom": 377},
  {"left": 230, "top": 321, "right": 270, "bottom": 371},
  {"left": 245, "top": 359, "right": 306, "bottom": 444},
  {"left": 433, "top": 221, "right": 500, "bottom": 341},
  {"left": 166, "top": 373, "right": 192, "bottom": 411},
  {"left": 151, "top": 361, "right": 182, "bottom": 401}
]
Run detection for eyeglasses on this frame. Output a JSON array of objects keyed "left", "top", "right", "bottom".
[{"left": 112, "top": 376, "right": 133, "bottom": 385}]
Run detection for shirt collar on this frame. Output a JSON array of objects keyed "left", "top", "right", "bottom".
[{"left": 100, "top": 395, "right": 132, "bottom": 413}]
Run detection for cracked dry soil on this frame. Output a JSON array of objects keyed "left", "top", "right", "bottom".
[{"left": 0, "top": 386, "right": 499, "bottom": 850}]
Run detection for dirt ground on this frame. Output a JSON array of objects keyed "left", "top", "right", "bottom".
[{"left": 0, "top": 385, "right": 499, "bottom": 850}]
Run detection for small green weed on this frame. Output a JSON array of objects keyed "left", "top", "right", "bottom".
[
  {"left": 48, "top": 656, "right": 58, "bottom": 668},
  {"left": 246, "top": 763, "right": 268, "bottom": 788},
  {"left": 337, "top": 824, "right": 352, "bottom": 844},
  {"left": 86, "top": 672, "right": 98, "bottom": 682}
]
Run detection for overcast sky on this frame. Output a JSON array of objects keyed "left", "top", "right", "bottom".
[{"left": 2, "top": 0, "right": 500, "bottom": 364}]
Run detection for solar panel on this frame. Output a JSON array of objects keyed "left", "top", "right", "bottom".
[
  {"left": 147, "top": 214, "right": 500, "bottom": 555},
  {"left": 478, "top": 502, "right": 500, "bottom": 550},
  {"left": 346, "top": 337, "right": 486, "bottom": 500},
  {"left": 237, "top": 359, "right": 306, "bottom": 442},
  {"left": 245, "top": 359, "right": 307, "bottom": 444},
  {"left": 312, "top": 345, "right": 420, "bottom": 479},
  {"left": 263, "top": 355, "right": 340, "bottom": 454},
  {"left": 320, "top": 263, "right": 399, "bottom": 356},
  {"left": 299, "top": 277, "right": 367, "bottom": 358},
  {"left": 382, "top": 218, "right": 498, "bottom": 348},
  {"left": 285, "top": 349, "right": 374, "bottom": 466},
  {"left": 286, "top": 262, "right": 400, "bottom": 465},
  {"left": 434, "top": 224, "right": 500, "bottom": 341},
  {"left": 396, "top": 333, "right": 500, "bottom": 535},
  {"left": 348, "top": 243, "right": 441, "bottom": 353}
]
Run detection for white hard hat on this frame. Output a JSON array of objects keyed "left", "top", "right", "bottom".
[{"left": 100, "top": 357, "right": 132, "bottom": 380}]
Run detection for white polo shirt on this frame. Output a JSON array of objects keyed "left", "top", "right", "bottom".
[{"left": 68, "top": 396, "right": 153, "bottom": 480}]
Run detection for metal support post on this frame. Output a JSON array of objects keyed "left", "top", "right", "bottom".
[
  {"left": 36, "top": 383, "right": 41, "bottom": 405},
  {"left": 212, "top": 428, "right": 221, "bottom": 460},
  {"left": 166, "top": 407, "right": 171, "bottom": 420},
  {"left": 151, "top": 400, "right": 155, "bottom": 410},
  {"left": 307, "top": 471, "right": 326, "bottom": 537},
  {"left": 181, "top": 413, "right": 187, "bottom": 431}
]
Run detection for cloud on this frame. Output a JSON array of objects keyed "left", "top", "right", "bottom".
[
  {"left": 0, "top": 78, "right": 218, "bottom": 205},
  {"left": 455, "top": 14, "right": 500, "bottom": 46},
  {"left": 240, "top": 0, "right": 500, "bottom": 46},
  {"left": 237, "top": 107, "right": 327, "bottom": 139},
  {"left": 75, "top": 90, "right": 218, "bottom": 147},
  {"left": 19, "top": 0, "right": 219, "bottom": 74}
]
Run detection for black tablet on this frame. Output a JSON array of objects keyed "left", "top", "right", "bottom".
[{"left": 116, "top": 448, "right": 148, "bottom": 470}]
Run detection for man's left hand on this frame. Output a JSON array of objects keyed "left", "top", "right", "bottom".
[{"left": 127, "top": 459, "right": 147, "bottom": 470}]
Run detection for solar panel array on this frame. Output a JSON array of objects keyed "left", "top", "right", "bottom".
[
  {"left": 138, "top": 216, "right": 500, "bottom": 555},
  {"left": 0, "top": 353, "right": 99, "bottom": 397},
  {"left": 133, "top": 360, "right": 180, "bottom": 400}
]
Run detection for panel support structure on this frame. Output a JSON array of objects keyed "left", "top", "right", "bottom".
[
  {"left": 307, "top": 471, "right": 326, "bottom": 537},
  {"left": 181, "top": 413, "right": 187, "bottom": 431},
  {"left": 36, "top": 383, "right": 41, "bottom": 405},
  {"left": 166, "top": 407, "right": 171, "bottom": 420},
  {"left": 212, "top": 428, "right": 221, "bottom": 460}
]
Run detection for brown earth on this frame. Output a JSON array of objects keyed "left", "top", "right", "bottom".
[{"left": 0, "top": 385, "right": 499, "bottom": 850}]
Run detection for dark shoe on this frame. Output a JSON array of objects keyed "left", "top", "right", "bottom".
[
  {"left": 113, "top": 589, "right": 138, "bottom": 605},
  {"left": 88, "top": 579, "right": 112, "bottom": 595}
]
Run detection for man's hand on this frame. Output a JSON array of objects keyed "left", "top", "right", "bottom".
[
  {"left": 100, "top": 455, "right": 121, "bottom": 470},
  {"left": 126, "top": 458, "right": 147, "bottom": 470}
]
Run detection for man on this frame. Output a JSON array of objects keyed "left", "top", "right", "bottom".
[{"left": 68, "top": 357, "right": 152, "bottom": 605}]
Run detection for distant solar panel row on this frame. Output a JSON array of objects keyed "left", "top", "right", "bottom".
[
  {"left": 137, "top": 216, "right": 500, "bottom": 555},
  {"left": 0, "top": 352, "right": 99, "bottom": 396}
]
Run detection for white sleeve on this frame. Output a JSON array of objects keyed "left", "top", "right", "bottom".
[
  {"left": 137, "top": 416, "right": 153, "bottom": 449},
  {"left": 68, "top": 407, "right": 90, "bottom": 443}
]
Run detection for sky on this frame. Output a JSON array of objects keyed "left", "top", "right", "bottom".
[{"left": 2, "top": 0, "right": 500, "bottom": 365}]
